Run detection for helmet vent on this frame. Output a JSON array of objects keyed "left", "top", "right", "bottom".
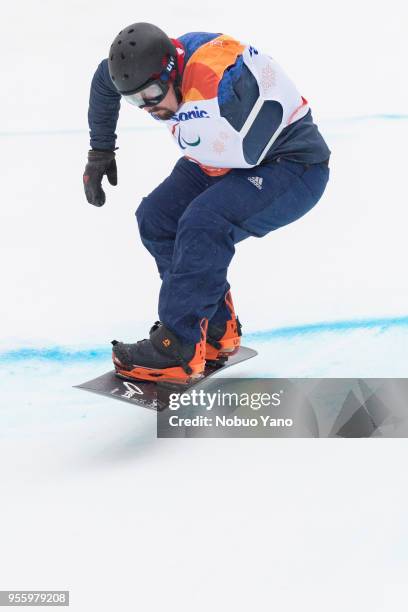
[
  {"left": 110, "top": 54, "right": 114, "bottom": 60},
  {"left": 129, "top": 41, "right": 136, "bottom": 46},
  {"left": 128, "top": 28, "right": 134, "bottom": 33},
  {"left": 123, "top": 74, "right": 129, "bottom": 79},
  {"left": 120, "top": 52, "right": 125, "bottom": 60},
  {"left": 118, "top": 40, "right": 122, "bottom": 45}
]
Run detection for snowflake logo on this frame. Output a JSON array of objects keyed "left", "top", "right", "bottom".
[
  {"left": 212, "top": 140, "right": 226, "bottom": 154},
  {"left": 261, "top": 64, "right": 276, "bottom": 91}
]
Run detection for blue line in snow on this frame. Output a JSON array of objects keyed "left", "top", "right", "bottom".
[
  {"left": 0, "top": 126, "right": 163, "bottom": 138},
  {"left": 343, "top": 113, "right": 408, "bottom": 122},
  {"left": 244, "top": 315, "right": 408, "bottom": 342},
  {"left": 0, "top": 114, "right": 407, "bottom": 138},
  {"left": 1, "top": 315, "right": 408, "bottom": 364}
]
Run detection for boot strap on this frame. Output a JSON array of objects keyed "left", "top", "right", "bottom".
[
  {"left": 149, "top": 322, "right": 193, "bottom": 375},
  {"left": 206, "top": 336, "right": 222, "bottom": 350}
]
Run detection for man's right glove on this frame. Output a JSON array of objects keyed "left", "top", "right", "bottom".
[{"left": 83, "top": 149, "right": 117, "bottom": 207}]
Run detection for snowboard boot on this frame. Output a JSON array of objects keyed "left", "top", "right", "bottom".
[
  {"left": 112, "top": 319, "right": 207, "bottom": 386},
  {"left": 206, "top": 290, "right": 242, "bottom": 366}
]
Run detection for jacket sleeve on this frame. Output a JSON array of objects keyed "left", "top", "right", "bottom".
[{"left": 88, "top": 59, "right": 121, "bottom": 150}]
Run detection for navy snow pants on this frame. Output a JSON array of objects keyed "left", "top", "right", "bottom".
[{"left": 136, "top": 156, "right": 330, "bottom": 344}]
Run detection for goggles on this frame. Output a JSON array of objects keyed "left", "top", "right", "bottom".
[{"left": 123, "top": 80, "right": 169, "bottom": 109}]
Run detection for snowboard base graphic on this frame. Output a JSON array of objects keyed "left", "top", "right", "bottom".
[{"left": 75, "top": 347, "right": 257, "bottom": 411}]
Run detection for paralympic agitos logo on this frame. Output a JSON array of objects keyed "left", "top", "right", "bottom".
[
  {"left": 170, "top": 107, "right": 209, "bottom": 149},
  {"left": 176, "top": 127, "right": 201, "bottom": 149}
]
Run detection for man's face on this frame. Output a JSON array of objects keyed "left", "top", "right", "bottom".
[{"left": 144, "top": 83, "right": 180, "bottom": 120}]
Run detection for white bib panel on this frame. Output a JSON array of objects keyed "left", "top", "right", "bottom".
[{"left": 163, "top": 44, "right": 309, "bottom": 170}]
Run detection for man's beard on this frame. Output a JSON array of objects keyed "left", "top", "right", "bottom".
[{"left": 150, "top": 107, "right": 175, "bottom": 121}]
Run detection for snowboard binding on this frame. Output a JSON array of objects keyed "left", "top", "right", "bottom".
[
  {"left": 112, "top": 319, "right": 208, "bottom": 386},
  {"left": 205, "top": 290, "right": 242, "bottom": 365}
]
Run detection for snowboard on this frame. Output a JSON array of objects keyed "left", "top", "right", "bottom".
[{"left": 74, "top": 346, "right": 257, "bottom": 411}]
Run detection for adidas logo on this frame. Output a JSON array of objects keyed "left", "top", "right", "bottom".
[{"left": 247, "top": 176, "right": 263, "bottom": 190}]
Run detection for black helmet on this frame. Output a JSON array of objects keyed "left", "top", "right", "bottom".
[{"left": 108, "top": 22, "right": 177, "bottom": 95}]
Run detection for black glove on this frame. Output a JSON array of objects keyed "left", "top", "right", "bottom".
[{"left": 83, "top": 149, "right": 117, "bottom": 207}]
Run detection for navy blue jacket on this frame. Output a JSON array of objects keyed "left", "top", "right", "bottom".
[{"left": 88, "top": 32, "right": 331, "bottom": 164}]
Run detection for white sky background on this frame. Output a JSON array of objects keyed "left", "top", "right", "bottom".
[{"left": 1, "top": 3, "right": 408, "bottom": 612}]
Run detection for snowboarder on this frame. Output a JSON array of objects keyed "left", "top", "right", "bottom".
[{"left": 83, "top": 23, "right": 331, "bottom": 385}]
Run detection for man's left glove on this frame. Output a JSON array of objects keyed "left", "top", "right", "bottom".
[{"left": 83, "top": 149, "right": 117, "bottom": 207}]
